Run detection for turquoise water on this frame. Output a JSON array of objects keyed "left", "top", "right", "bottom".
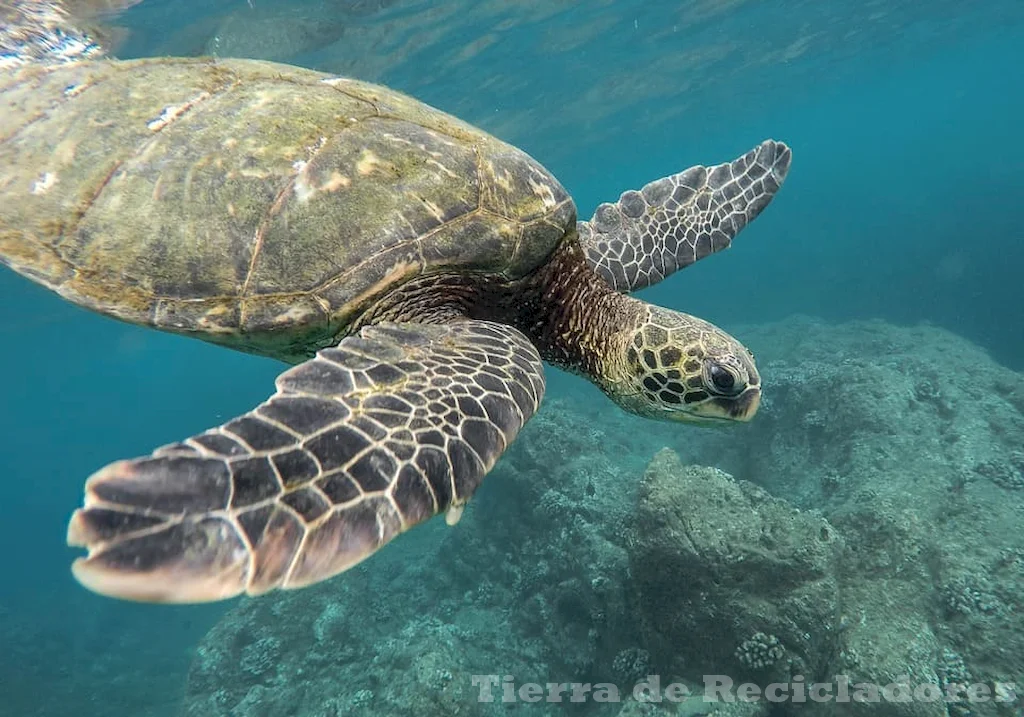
[{"left": 0, "top": 1, "right": 1022, "bottom": 715}]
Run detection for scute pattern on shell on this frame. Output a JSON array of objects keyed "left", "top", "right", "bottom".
[{"left": 0, "top": 57, "right": 574, "bottom": 359}]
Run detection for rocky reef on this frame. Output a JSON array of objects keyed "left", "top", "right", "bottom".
[
  {"left": 628, "top": 452, "right": 844, "bottom": 688},
  {"left": 183, "top": 318, "right": 1024, "bottom": 717},
  {"left": 677, "top": 318, "right": 1024, "bottom": 717}
]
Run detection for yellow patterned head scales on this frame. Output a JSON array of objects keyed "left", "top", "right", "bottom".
[{"left": 615, "top": 306, "right": 760, "bottom": 424}]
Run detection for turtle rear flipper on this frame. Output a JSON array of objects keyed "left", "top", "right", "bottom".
[
  {"left": 67, "top": 320, "right": 545, "bottom": 603},
  {"left": 579, "top": 139, "right": 791, "bottom": 292}
]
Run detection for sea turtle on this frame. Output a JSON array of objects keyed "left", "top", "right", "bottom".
[{"left": 0, "top": 2, "right": 791, "bottom": 603}]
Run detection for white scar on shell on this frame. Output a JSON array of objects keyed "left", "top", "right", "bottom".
[
  {"left": 30, "top": 172, "right": 57, "bottom": 194},
  {"left": 146, "top": 92, "right": 211, "bottom": 132},
  {"left": 291, "top": 138, "right": 350, "bottom": 202},
  {"left": 528, "top": 176, "right": 558, "bottom": 208}
]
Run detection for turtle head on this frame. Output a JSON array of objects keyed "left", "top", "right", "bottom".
[{"left": 607, "top": 306, "right": 761, "bottom": 425}]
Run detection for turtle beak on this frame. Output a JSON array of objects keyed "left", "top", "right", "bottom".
[
  {"left": 701, "top": 387, "right": 761, "bottom": 424},
  {"left": 730, "top": 387, "right": 761, "bottom": 422},
  {"left": 668, "top": 386, "right": 761, "bottom": 425}
]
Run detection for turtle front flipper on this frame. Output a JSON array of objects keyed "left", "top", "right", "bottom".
[
  {"left": 66, "top": 320, "right": 545, "bottom": 603},
  {"left": 578, "top": 139, "right": 792, "bottom": 292}
]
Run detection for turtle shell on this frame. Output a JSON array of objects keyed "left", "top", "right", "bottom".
[{"left": 0, "top": 57, "right": 574, "bottom": 359}]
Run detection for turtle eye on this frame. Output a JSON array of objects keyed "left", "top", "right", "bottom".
[{"left": 706, "top": 362, "right": 742, "bottom": 396}]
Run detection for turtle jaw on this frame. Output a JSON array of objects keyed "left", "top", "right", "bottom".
[
  {"left": 607, "top": 382, "right": 761, "bottom": 425},
  {"left": 728, "top": 386, "right": 762, "bottom": 421},
  {"left": 672, "top": 386, "right": 762, "bottom": 425}
]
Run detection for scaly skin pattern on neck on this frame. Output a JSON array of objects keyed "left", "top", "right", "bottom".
[
  {"left": 359, "top": 235, "right": 645, "bottom": 394},
  {"left": 506, "top": 238, "right": 642, "bottom": 385}
]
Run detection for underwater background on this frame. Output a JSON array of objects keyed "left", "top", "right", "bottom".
[{"left": 0, "top": 1, "right": 1022, "bottom": 715}]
